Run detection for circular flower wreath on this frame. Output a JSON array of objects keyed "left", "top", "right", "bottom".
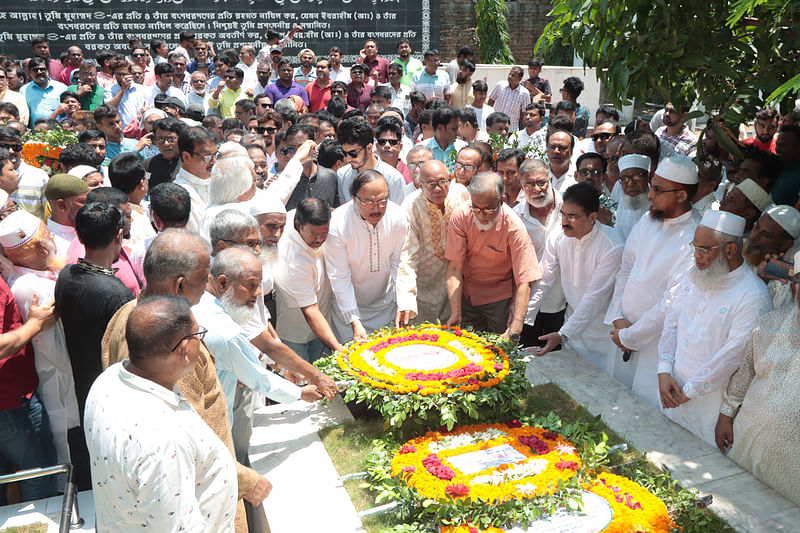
[
  {"left": 586, "top": 472, "right": 674, "bottom": 533},
  {"left": 391, "top": 422, "right": 582, "bottom": 502},
  {"left": 336, "top": 325, "right": 509, "bottom": 395}
]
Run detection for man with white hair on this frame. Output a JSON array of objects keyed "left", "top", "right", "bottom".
[
  {"left": 607, "top": 156, "right": 701, "bottom": 406},
  {"left": 614, "top": 154, "right": 652, "bottom": 240},
  {"left": 325, "top": 170, "right": 408, "bottom": 341},
  {"left": 445, "top": 172, "right": 540, "bottom": 338},
  {"left": 513, "top": 159, "right": 567, "bottom": 347},
  {"left": 658, "top": 210, "right": 772, "bottom": 446},
  {"left": 529, "top": 183, "right": 624, "bottom": 372},
  {"left": 199, "top": 155, "right": 256, "bottom": 244},
  {"left": 396, "top": 160, "right": 470, "bottom": 327}
]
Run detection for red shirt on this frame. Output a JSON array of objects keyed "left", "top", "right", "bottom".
[
  {"left": 360, "top": 56, "right": 390, "bottom": 83},
  {"left": 307, "top": 79, "right": 333, "bottom": 112},
  {"left": 0, "top": 277, "right": 37, "bottom": 410},
  {"left": 741, "top": 135, "right": 777, "bottom": 154}
]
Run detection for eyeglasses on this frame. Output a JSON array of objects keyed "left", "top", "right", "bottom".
[
  {"left": 422, "top": 179, "right": 449, "bottom": 190},
  {"left": 689, "top": 242, "right": 722, "bottom": 257},
  {"left": 344, "top": 146, "right": 365, "bottom": 158},
  {"left": 191, "top": 151, "right": 217, "bottom": 162},
  {"left": 155, "top": 135, "right": 178, "bottom": 143},
  {"left": 0, "top": 143, "right": 22, "bottom": 153},
  {"left": 225, "top": 75, "right": 237, "bottom": 80},
  {"left": 280, "top": 146, "right": 297, "bottom": 156},
  {"left": 0, "top": 201, "right": 18, "bottom": 221},
  {"left": 171, "top": 326, "right": 208, "bottom": 352},
  {"left": 454, "top": 162, "right": 478, "bottom": 172},
  {"left": 331, "top": 89, "right": 344, "bottom": 95},
  {"left": 521, "top": 179, "right": 549, "bottom": 190},
  {"left": 31, "top": 67, "right": 48, "bottom": 73},
  {"left": 354, "top": 195, "right": 388, "bottom": 208},
  {"left": 591, "top": 133, "right": 614, "bottom": 142},
  {"left": 222, "top": 238, "right": 263, "bottom": 250},
  {"left": 376, "top": 138, "right": 400, "bottom": 146},
  {"left": 257, "top": 126, "right": 277, "bottom": 135},
  {"left": 650, "top": 185, "right": 684, "bottom": 196},
  {"left": 618, "top": 172, "right": 649, "bottom": 185},
  {"left": 471, "top": 203, "right": 500, "bottom": 216},
  {"left": 577, "top": 168, "right": 603, "bottom": 177},
  {"left": 560, "top": 210, "right": 586, "bottom": 222},
  {"left": 258, "top": 103, "right": 273, "bottom": 108},
  {"left": 132, "top": 53, "right": 146, "bottom": 58}
]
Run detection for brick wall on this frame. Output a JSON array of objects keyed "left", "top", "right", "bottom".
[{"left": 438, "top": 0, "right": 553, "bottom": 63}]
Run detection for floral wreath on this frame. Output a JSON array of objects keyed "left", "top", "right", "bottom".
[
  {"left": 585, "top": 472, "right": 674, "bottom": 533},
  {"left": 335, "top": 324, "right": 510, "bottom": 396},
  {"left": 391, "top": 422, "right": 582, "bottom": 502}
]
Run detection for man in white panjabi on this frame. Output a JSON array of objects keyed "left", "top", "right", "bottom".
[
  {"left": 714, "top": 251, "right": 800, "bottom": 506},
  {"left": 614, "top": 154, "right": 652, "bottom": 241},
  {"left": 657, "top": 210, "right": 772, "bottom": 446},
  {"left": 607, "top": 156, "right": 701, "bottom": 406},
  {"left": 325, "top": 170, "right": 408, "bottom": 342},
  {"left": 530, "top": 182, "right": 624, "bottom": 373},
  {"left": 396, "top": 160, "right": 469, "bottom": 327}
]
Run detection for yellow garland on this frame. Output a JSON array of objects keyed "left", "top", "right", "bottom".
[
  {"left": 21, "top": 142, "right": 62, "bottom": 169},
  {"left": 391, "top": 423, "right": 582, "bottom": 502},
  {"left": 337, "top": 325, "right": 510, "bottom": 395},
  {"left": 585, "top": 472, "right": 675, "bottom": 533},
  {"left": 441, "top": 526, "right": 504, "bottom": 533}
]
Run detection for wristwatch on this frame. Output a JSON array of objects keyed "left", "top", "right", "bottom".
[
  {"left": 558, "top": 331, "right": 568, "bottom": 343},
  {"left": 509, "top": 331, "right": 521, "bottom": 343}
]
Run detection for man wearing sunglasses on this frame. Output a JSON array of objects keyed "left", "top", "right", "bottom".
[
  {"left": 209, "top": 67, "right": 253, "bottom": 119},
  {"left": 278, "top": 124, "right": 339, "bottom": 210},
  {"left": 0, "top": 68, "right": 30, "bottom": 126},
  {"left": 20, "top": 57, "right": 67, "bottom": 127},
  {"left": 256, "top": 110, "right": 282, "bottom": 170},
  {"left": 0, "top": 127, "right": 50, "bottom": 220}
]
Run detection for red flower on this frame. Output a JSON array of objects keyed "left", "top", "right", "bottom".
[
  {"left": 398, "top": 445, "right": 417, "bottom": 454},
  {"left": 494, "top": 363, "right": 504, "bottom": 371},
  {"left": 401, "top": 466, "right": 416, "bottom": 473},
  {"left": 506, "top": 419, "right": 522, "bottom": 428},
  {"left": 519, "top": 435, "right": 549, "bottom": 455},
  {"left": 421, "top": 454, "right": 456, "bottom": 480},
  {"left": 469, "top": 528, "right": 478, "bottom": 533},
  {"left": 468, "top": 378, "right": 479, "bottom": 385},
  {"left": 542, "top": 431, "right": 558, "bottom": 440},
  {"left": 555, "top": 459, "right": 579, "bottom": 471},
  {"left": 445, "top": 483, "right": 470, "bottom": 497}
]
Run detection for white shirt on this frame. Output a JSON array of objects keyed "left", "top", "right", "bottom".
[
  {"left": 104, "top": 83, "right": 149, "bottom": 128},
  {"left": 514, "top": 194, "right": 567, "bottom": 314},
  {"left": 14, "top": 161, "right": 49, "bottom": 219},
  {"left": 324, "top": 201, "right": 408, "bottom": 341},
  {"left": 237, "top": 61, "right": 259, "bottom": 91},
  {"left": 549, "top": 163, "right": 577, "bottom": 194},
  {"left": 467, "top": 104, "right": 494, "bottom": 131},
  {"left": 385, "top": 83, "right": 412, "bottom": 115},
  {"left": 187, "top": 90, "right": 212, "bottom": 112},
  {"left": 85, "top": 361, "right": 237, "bottom": 533},
  {"left": 614, "top": 197, "right": 649, "bottom": 241},
  {"left": 47, "top": 219, "right": 76, "bottom": 257},
  {"left": 275, "top": 210, "right": 333, "bottom": 344},
  {"left": 174, "top": 168, "right": 210, "bottom": 235},
  {"left": 337, "top": 159, "right": 407, "bottom": 205},
  {"left": 513, "top": 127, "right": 541, "bottom": 148},
  {"left": 692, "top": 192, "right": 719, "bottom": 217},
  {"left": 147, "top": 84, "right": 187, "bottom": 107},
  {"left": 329, "top": 66, "right": 351, "bottom": 83}
]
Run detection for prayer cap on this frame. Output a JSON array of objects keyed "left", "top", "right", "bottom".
[
  {"left": 618, "top": 154, "right": 651, "bottom": 172},
  {"left": 655, "top": 156, "right": 698, "bottom": 185},
  {"left": 141, "top": 108, "right": 166, "bottom": 123},
  {"left": 44, "top": 173, "right": 89, "bottom": 202},
  {"left": 0, "top": 210, "right": 42, "bottom": 250},
  {"left": 736, "top": 179, "right": 772, "bottom": 212},
  {"left": 765, "top": 205, "right": 800, "bottom": 239},
  {"left": 69, "top": 165, "right": 99, "bottom": 180},
  {"left": 700, "top": 209, "right": 745, "bottom": 237},
  {"left": 249, "top": 190, "right": 286, "bottom": 216}
]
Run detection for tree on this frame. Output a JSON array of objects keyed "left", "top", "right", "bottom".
[
  {"left": 536, "top": 0, "right": 800, "bottom": 128},
  {"left": 475, "top": 0, "right": 515, "bottom": 64}
]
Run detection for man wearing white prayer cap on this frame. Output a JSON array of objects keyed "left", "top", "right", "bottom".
[
  {"left": 747, "top": 204, "right": 800, "bottom": 264},
  {"left": 657, "top": 210, "right": 772, "bottom": 446},
  {"left": 720, "top": 178, "right": 772, "bottom": 233},
  {"left": 606, "top": 156, "right": 701, "bottom": 406},
  {"left": 615, "top": 153, "right": 652, "bottom": 240},
  {"left": 0, "top": 210, "right": 79, "bottom": 465}
]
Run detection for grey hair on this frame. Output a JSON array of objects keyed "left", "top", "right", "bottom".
[
  {"left": 710, "top": 229, "right": 743, "bottom": 253},
  {"left": 210, "top": 247, "right": 253, "bottom": 281},
  {"left": 209, "top": 209, "right": 259, "bottom": 253},
  {"left": 407, "top": 145, "right": 433, "bottom": 160},
  {"left": 143, "top": 229, "right": 208, "bottom": 285},
  {"left": 519, "top": 158, "right": 549, "bottom": 177},
  {"left": 468, "top": 171, "right": 504, "bottom": 199},
  {"left": 209, "top": 156, "right": 254, "bottom": 204}
]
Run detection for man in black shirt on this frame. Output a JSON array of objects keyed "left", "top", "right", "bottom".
[
  {"left": 282, "top": 124, "right": 339, "bottom": 210},
  {"left": 55, "top": 202, "right": 133, "bottom": 490},
  {"left": 144, "top": 117, "right": 185, "bottom": 189}
]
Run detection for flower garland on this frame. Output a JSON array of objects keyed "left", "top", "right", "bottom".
[
  {"left": 21, "top": 142, "right": 63, "bottom": 176},
  {"left": 586, "top": 472, "right": 675, "bottom": 533},
  {"left": 441, "top": 526, "right": 504, "bottom": 533},
  {"left": 336, "top": 324, "right": 510, "bottom": 396},
  {"left": 391, "top": 422, "right": 582, "bottom": 502}
]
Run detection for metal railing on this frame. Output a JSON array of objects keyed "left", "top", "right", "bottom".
[{"left": 0, "top": 464, "right": 84, "bottom": 533}]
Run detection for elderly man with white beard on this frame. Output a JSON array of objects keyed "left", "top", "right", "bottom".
[
  {"left": 657, "top": 210, "right": 772, "bottom": 446},
  {"left": 606, "top": 156, "right": 701, "bottom": 406},
  {"left": 446, "top": 172, "right": 541, "bottom": 339},
  {"left": 614, "top": 154, "right": 652, "bottom": 240},
  {"left": 512, "top": 159, "right": 567, "bottom": 347}
]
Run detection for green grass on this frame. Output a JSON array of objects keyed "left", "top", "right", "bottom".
[{"left": 0, "top": 524, "right": 49, "bottom": 533}]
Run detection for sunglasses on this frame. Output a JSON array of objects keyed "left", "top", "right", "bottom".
[
  {"left": 344, "top": 146, "right": 365, "bottom": 158},
  {"left": 132, "top": 53, "right": 146, "bottom": 57},
  {"left": 280, "top": 146, "right": 297, "bottom": 156},
  {"left": 376, "top": 138, "right": 400, "bottom": 146},
  {"left": 0, "top": 143, "right": 22, "bottom": 153},
  {"left": 591, "top": 132, "right": 613, "bottom": 142},
  {"left": 257, "top": 126, "right": 277, "bottom": 135}
]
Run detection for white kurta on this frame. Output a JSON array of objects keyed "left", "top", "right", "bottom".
[
  {"left": 8, "top": 266, "right": 79, "bottom": 465},
  {"left": 528, "top": 223, "right": 623, "bottom": 372},
  {"left": 275, "top": 210, "right": 334, "bottom": 344},
  {"left": 173, "top": 168, "right": 210, "bottom": 235},
  {"left": 614, "top": 201, "right": 648, "bottom": 241},
  {"left": 657, "top": 265, "right": 772, "bottom": 446},
  {"left": 324, "top": 201, "right": 408, "bottom": 342},
  {"left": 549, "top": 165, "right": 577, "bottom": 194},
  {"left": 606, "top": 209, "right": 700, "bottom": 405},
  {"left": 46, "top": 219, "right": 76, "bottom": 257},
  {"left": 514, "top": 193, "right": 567, "bottom": 315}
]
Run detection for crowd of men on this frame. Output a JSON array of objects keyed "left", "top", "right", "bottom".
[{"left": 0, "top": 27, "right": 799, "bottom": 530}]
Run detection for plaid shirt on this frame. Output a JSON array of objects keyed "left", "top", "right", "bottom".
[
  {"left": 488, "top": 81, "right": 530, "bottom": 132},
  {"left": 656, "top": 125, "right": 698, "bottom": 157}
]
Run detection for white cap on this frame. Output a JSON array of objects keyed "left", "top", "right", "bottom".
[
  {"left": 700, "top": 209, "right": 746, "bottom": 237},
  {"left": 69, "top": 165, "right": 99, "bottom": 180},
  {"left": 0, "top": 211, "right": 42, "bottom": 250},
  {"left": 765, "top": 205, "right": 800, "bottom": 239},
  {"left": 249, "top": 189, "right": 286, "bottom": 216},
  {"left": 735, "top": 179, "right": 772, "bottom": 212},
  {"left": 655, "top": 156, "right": 698, "bottom": 185},
  {"left": 618, "top": 154, "right": 651, "bottom": 172}
]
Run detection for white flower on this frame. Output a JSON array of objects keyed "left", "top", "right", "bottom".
[{"left": 516, "top": 483, "right": 538, "bottom": 496}]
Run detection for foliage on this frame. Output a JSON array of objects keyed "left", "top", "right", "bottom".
[
  {"left": 536, "top": 0, "right": 800, "bottom": 127},
  {"left": 22, "top": 126, "right": 78, "bottom": 147},
  {"left": 474, "top": 0, "right": 515, "bottom": 64},
  {"left": 488, "top": 134, "right": 549, "bottom": 162}
]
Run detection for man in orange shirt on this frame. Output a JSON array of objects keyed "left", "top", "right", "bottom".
[
  {"left": 307, "top": 56, "right": 333, "bottom": 112},
  {"left": 445, "top": 172, "right": 541, "bottom": 339}
]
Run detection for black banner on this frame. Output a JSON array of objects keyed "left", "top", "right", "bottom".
[{"left": 0, "top": 0, "right": 439, "bottom": 64}]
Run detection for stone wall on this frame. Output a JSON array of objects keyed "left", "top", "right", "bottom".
[{"left": 438, "top": 0, "right": 553, "bottom": 63}]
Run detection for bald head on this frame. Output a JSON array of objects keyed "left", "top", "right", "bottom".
[
  {"left": 144, "top": 229, "right": 209, "bottom": 285},
  {"left": 419, "top": 160, "right": 450, "bottom": 206},
  {"left": 126, "top": 295, "right": 194, "bottom": 361},
  {"left": 419, "top": 160, "right": 448, "bottom": 181}
]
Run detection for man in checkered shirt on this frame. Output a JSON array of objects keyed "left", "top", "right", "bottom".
[
  {"left": 655, "top": 102, "right": 698, "bottom": 157},
  {"left": 488, "top": 66, "right": 530, "bottom": 132}
]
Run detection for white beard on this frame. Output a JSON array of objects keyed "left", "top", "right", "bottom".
[
  {"left": 259, "top": 244, "right": 279, "bottom": 271},
  {"left": 473, "top": 213, "right": 499, "bottom": 232},
  {"left": 689, "top": 254, "right": 730, "bottom": 291},
  {"left": 219, "top": 288, "right": 257, "bottom": 325},
  {"left": 621, "top": 191, "right": 649, "bottom": 211},
  {"left": 527, "top": 187, "right": 553, "bottom": 209}
]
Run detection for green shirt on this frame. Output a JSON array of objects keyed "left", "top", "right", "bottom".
[
  {"left": 391, "top": 57, "right": 423, "bottom": 86},
  {"left": 67, "top": 83, "right": 105, "bottom": 111}
]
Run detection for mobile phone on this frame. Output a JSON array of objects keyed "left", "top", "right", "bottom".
[{"left": 764, "top": 258, "right": 795, "bottom": 281}]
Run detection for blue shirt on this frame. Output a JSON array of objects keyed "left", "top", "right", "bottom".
[
  {"left": 264, "top": 80, "right": 309, "bottom": 107},
  {"left": 424, "top": 136, "right": 466, "bottom": 172},
  {"left": 103, "top": 138, "right": 141, "bottom": 166},
  {"left": 20, "top": 79, "right": 67, "bottom": 126}
]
